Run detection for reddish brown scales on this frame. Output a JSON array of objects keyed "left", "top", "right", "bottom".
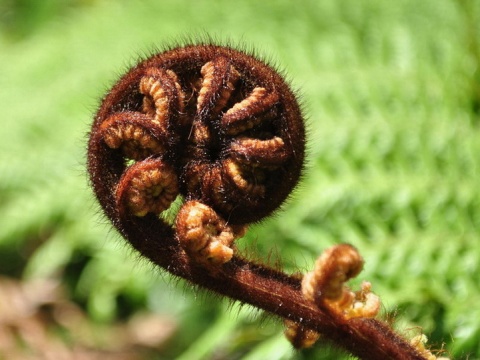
[
  {"left": 115, "top": 158, "right": 178, "bottom": 217},
  {"left": 139, "top": 67, "right": 185, "bottom": 130},
  {"left": 221, "top": 87, "right": 280, "bottom": 135},
  {"left": 99, "top": 111, "right": 167, "bottom": 161}
]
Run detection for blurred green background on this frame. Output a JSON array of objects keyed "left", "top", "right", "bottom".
[{"left": 1, "top": 0, "right": 479, "bottom": 359}]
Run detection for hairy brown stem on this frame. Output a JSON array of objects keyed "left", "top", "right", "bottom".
[{"left": 87, "top": 192, "right": 423, "bottom": 360}]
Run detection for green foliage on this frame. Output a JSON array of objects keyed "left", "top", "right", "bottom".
[{"left": 1, "top": 0, "right": 479, "bottom": 358}]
